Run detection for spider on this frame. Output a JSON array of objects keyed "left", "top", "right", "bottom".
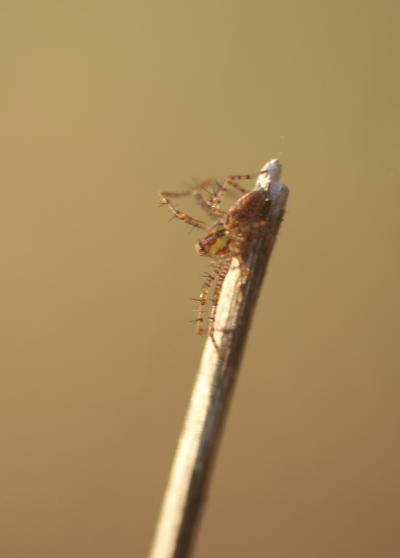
[{"left": 159, "top": 171, "right": 270, "bottom": 348}]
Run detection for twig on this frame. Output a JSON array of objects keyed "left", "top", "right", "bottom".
[{"left": 149, "top": 159, "right": 289, "bottom": 558}]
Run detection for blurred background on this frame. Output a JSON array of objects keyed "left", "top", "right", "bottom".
[{"left": 1, "top": 1, "right": 399, "bottom": 557}]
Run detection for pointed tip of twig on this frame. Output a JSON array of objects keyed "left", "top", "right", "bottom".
[{"left": 257, "top": 158, "right": 282, "bottom": 190}]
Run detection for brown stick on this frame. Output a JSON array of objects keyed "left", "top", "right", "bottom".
[{"left": 149, "top": 159, "right": 289, "bottom": 558}]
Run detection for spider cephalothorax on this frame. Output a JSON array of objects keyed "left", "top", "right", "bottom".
[{"left": 160, "top": 173, "right": 270, "bottom": 347}]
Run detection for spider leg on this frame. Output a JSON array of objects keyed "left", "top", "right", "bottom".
[
  {"left": 210, "top": 172, "right": 262, "bottom": 209},
  {"left": 194, "top": 259, "right": 223, "bottom": 335},
  {"left": 159, "top": 193, "right": 208, "bottom": 229},
  {"left": 160, "top": 181, "right": 226, "bottom": 220},
  {"left": 191, "top": 179, "right": 227, "bottom": 218},
  {"left": 208, "top": 257, "right": 232, "bottom": 347}
]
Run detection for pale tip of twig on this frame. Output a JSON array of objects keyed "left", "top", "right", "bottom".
[
  {"left": 257, "top": 158, "right": 282, "bottom": 192},
  {"left": 257, "top": 158, "right": 288, "bottom": 208}
]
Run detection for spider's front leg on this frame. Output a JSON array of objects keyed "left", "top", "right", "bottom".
[
  {"left": 193, "top": 260, "right": 221, "bottom": 336},
  {"left": 159, "top": 192, "right": 208, "bottom": 229},
  {"left": 207, "top": 257, "right": 231, "bottom": 349}
]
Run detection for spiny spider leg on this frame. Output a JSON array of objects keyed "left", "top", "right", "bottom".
[
  {"left": 159, "top": 192, "right": 208, "bottom": 229},
  {"left": 195, "top": 259, "right": 224, "bottom": 336},
  {"left": 210, "top": 171, "right": 265, "bottom": 208},
  {"left": 192, "top": 179, "right": 226, "bottom": 218},
  {"left": 208, "top": 258, "right": 232, "bottom": 348},
  {"left": 160, "top": 179, "right": 226, "bottom": 219}
]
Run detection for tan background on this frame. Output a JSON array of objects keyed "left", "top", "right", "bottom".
[{"left": 1, "top": 1, "right": 400, "bottom": 557}]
